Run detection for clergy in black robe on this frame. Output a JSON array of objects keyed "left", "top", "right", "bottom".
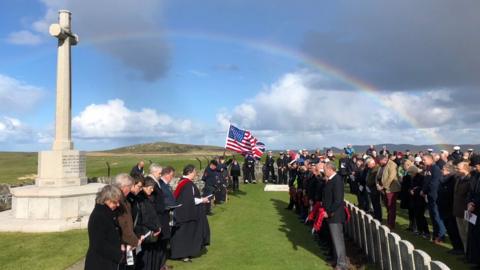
[{"left": 171, "top": 165, "right": 211, "bottom": 261}]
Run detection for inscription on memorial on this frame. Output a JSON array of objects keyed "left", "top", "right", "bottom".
[{"left": 62, "top": 153, "right": 86, "bottom": 176}]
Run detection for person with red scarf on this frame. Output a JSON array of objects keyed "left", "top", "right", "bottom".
[{"left": 170, "top": 164, "right": 211, "bottom": 262}]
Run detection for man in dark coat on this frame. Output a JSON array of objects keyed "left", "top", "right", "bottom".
[
  {"left": 145, "top": 164, "right": 170, "bottom": 269},
  {"left": 264, "top": 151, "right": 276, "bottom": 183},
  {"left": 229, "top": 158, "right": 241, "bottom": 191},
  {"left": 277, "top": 152, "right": 288, "bottom": 185},
  {"left": 322, "top": 162, "right": 348, "bottom": 270},
  {"left": 216, "top": 157, "right": 228, "bottom": 203},
  {"left": 244, "top": 154, "right": 256, "bottom": 184},
  {"left": 421, "top": 154, "right": 447, "bottom": 243},
  {"left": 171, "top": 165, "right": 210, "bottom": 262},
  {"left": 130, "top": 161, "right": 145, "bottom": 178},
  {"left": 202, "top": 160, "right": 221, "bottom": 214}
]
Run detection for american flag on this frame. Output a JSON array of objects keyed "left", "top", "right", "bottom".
[{"left": 225, "top": 124, "right": 264, "bottom": 159}]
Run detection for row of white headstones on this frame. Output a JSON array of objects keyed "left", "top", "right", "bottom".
[{"left": 345, "top": 201, "right": 450, "bottom": 270}]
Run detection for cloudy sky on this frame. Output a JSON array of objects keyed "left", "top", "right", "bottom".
[{"left": 1, "top": 0, "right": 479, "bottom": 151}]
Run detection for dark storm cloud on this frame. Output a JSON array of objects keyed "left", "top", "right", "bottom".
[
  {"left": 33, "top": 0, "right": 170, "bottom": 81},
  {"left": 302, "top": 0, "right": 480, "bottom": 90}
]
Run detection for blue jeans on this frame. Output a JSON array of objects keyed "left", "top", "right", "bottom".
[{"left": 427, "top": 196, "right": 446, "bottom": 238}]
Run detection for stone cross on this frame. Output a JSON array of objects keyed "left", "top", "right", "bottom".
[{"left": 49, "top": 10, "right": 79, "bottom": 151}]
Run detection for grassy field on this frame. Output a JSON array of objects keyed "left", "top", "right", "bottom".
[
  {"left": 0, "top": 152, "right": 226, "bottom": 185},
  {"left": 0, "top": 183, "right": 338, "bottom": 270}
]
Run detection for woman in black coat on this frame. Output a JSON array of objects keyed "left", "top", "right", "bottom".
[
  {"left": 133, "top": 178, "right": 162, "bottom": 270},
  {"left": 85, "top": 185, "right": 124, "bottom": 270}
]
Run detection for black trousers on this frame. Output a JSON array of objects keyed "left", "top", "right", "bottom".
[
  {"left": 232, "top": 176, "right": 239, "bottom": 191},
  {"left": 264, "top": 166, "right": 275, "bottom": 182},
  {"left": 278, "top": 168, "right": 288, "bottom": 184},
  {"left": 369, "top": 189, "right": 383, "bottom": 222},
  {"left": 244, "top": 167, "right": 255, "bottom": 182},
  {"left": 414, "top": 202, "right": 429, "bottom": 234}
]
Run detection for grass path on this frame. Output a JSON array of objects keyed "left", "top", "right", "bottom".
[{"left": 169, "top": 183, "right": 333, "bottom": 270}]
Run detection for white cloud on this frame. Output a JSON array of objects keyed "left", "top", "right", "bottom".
[
  {"left": 0, "top": 116, "right": 32, "bottom": 142},
  {"left": 0, "top": 74, "right": 45, "bottom": 113},
  {"left": 73, "top": 99, "right": 194, "bottom": 139},
  {"left": 6, "top": 30, "right": 43, "bottom": 45},
  {"left": 217, "top": 69, "right": 468, "bottom": 149}
]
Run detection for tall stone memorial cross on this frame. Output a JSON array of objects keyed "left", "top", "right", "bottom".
[
  {"left": 49, "top": 10, "right": 78, "bottom": 151},
  {"left": 36, "top": 10, "right": 86, "bottom": 187},
  {"left": 5, "top": 10, "right": 104, "bottom": 232}
]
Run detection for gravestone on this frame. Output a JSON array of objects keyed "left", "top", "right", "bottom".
[
  {"left": 413, "top": 249, "right": 431, "bottom": 270},
  {"left": 430, "top": 261, "right": 450, "bottom": 270},
  {"left": 353, "top": 207, "right": 360, "bottom": 244},
  {"left": 388, "top": 232, "right": 403, "bottom": 270},
  {"left": 358, "top": 210, "right": 367, "bottom": 254},
  {"left": 364, "top": 214, "right": 374, "bottom": 262},
  {"left": 371, "top": 219, "right": 383, "bottom": 267},
  {"left": 379, "top": 225, "right": 392, "bottom": 270},
  {"left": 399, "top": 240, "right": 415, "bottom": 270},
  {"left": 1, "top": 10, "right": 104, "bottom": 232}
]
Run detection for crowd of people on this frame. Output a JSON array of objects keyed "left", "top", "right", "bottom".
[
  {"left": 84, "top": 160, "right": 228, "bottom": 270},
  {"left": 271, "top": 145, "right": 480, "bottom": 269}
]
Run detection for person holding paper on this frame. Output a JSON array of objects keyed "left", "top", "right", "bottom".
[
  {"left": 171, "top": 164, "right": 211, "bottom": 262},
  {"left": 467, "top": 155, "right": 480, "bottom": 266},
  {"left": 133, "top": 178, "right": 163, "bottom": 270}
]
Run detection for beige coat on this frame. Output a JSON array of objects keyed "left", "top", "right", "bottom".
[{"left": 378, "top": 160, "right": 401, "bottom": 193}]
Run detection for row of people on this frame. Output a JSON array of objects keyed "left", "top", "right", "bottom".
[{"left": 85, "top": 164, "right": 211, "bottom": 270}]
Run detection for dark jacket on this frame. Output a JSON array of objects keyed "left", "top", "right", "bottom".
[
  {"left": 322, "top": 174, "right": 346, "bottom": 224},
  {"left": 453, "top": 174, "right": 472, "bottom": 218},
  {"left": 145, "top": 176, "right": 170, "bottom": 240},
  {"left": 130, "top": 165, "right": 144, "bottom": 178},
  {"left": 422, "top": 164, "right": 441, "bottom": 200},
  {"left": 85, "top": 204, "right": 122, "bottom": 270},
  {"left": 230, "top": 162, "right": 241, "bottom": 177},
  {"left": 132, "top": 192, "right": 161, "bottom": 236},
  {"left": 469, "top": 171, "right": 480, "bottom": 215},
  {"left": 438, "top": 174, "right": 456, "bottom": 218},
  {"left": 159, "top": 178, "right": 176, "bottom": 207},
  {"left": 202, "top": 166, "right": 221, "bottom": 195}
]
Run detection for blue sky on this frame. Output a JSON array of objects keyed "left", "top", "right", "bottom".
[{"left": 1, "top": 0, "right": 479, "bottom": 151}]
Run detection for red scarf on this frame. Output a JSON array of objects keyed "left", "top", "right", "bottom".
[{"left": 174, "top": 178, "right": 191, "bottom": 199}]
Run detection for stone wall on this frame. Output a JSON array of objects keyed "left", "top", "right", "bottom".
[{"left": 345, "top": 201, "right": 451, "bottom": 270}]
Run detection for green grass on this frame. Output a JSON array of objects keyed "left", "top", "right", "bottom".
[
  {"left": 168, "top": 183, "right": 334, "bottom": 270},
  {"left": 0, "top": 230, "right": 88, "bottom": 270},
  {"left": 344, "top": 190, "right": 470, "bottom": 269},
  {"left": 0, "top": 184, "right": 337, "bottom": 270}
]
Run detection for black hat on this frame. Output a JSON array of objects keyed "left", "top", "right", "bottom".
[{"left": 471, "top": 155, "right": 480, "bottom": 166}]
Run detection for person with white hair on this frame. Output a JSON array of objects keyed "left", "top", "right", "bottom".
[{"left": 114, "top": 173, "right": 141, "bottom": 249}]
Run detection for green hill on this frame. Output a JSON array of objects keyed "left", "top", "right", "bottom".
[{"left": 105, "top": 141, "right": 224, "bottom": 154}]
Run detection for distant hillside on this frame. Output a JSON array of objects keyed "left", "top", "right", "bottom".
[{"left": 106, "top": 141, "right": 225, "bottom": 154}]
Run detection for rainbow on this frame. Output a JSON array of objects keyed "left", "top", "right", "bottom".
[{"left": 84, "top": 30, "right": 449, "bottom": 147}]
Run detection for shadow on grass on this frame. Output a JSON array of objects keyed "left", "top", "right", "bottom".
[
  {"left": 270, "top": 198, "right": 323, "bottom": 254},
  {"left": 228, "top": 189, "right": 248, "bottom": 198}
]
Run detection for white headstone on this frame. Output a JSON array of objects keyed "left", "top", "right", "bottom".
[
  {"left": 399, "top": 240, "right": 415, "bottom": 270},
  {"left": 388, "top": 232, "right": 403, "bottom": 270},
  {"left": 379, "top": 225, "right": 392, "bottom": 270},
  {"left": 430, "top": 261, "right": 450, "bottom": 270},
  {"left": 370, "top": 219, "right": 383, "bottom": 267},
  {"left": 413, "top": 249, "right": 431, "bottom": 270},
  {"left": 365, "top": 214, "right": 375, "bottom": 262}
]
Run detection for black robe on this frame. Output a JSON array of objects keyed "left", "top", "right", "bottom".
[
  {"left": 170, "top": 178, "right": 210, "bottom": 259},
  {"left": 467, "top": 172, "right": 480, "bottom": 264}
]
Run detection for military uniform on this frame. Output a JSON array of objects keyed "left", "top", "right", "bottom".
[{"left": 244, "top": 155, "right": 256, "bottom": 183}]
